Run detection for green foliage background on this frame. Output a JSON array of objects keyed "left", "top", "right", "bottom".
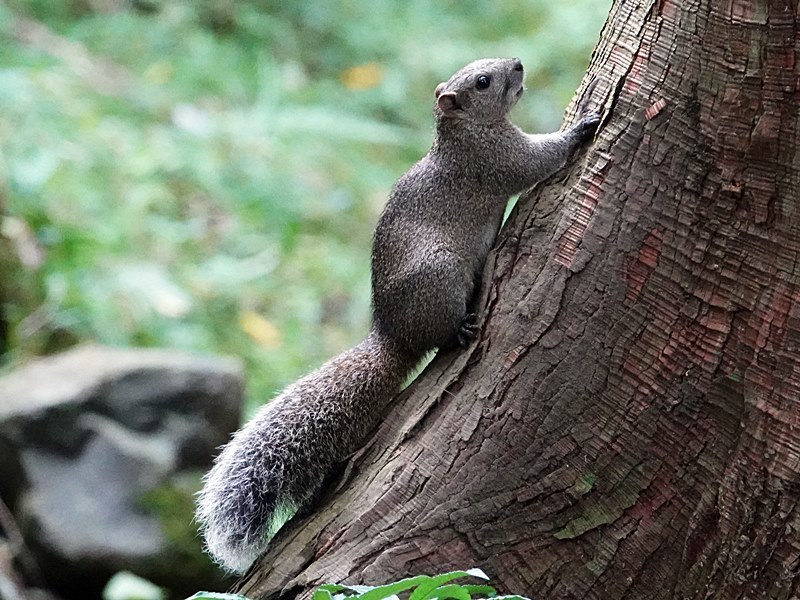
[{"left": 0, "top": 0, "right": 609, "bottom": 412}]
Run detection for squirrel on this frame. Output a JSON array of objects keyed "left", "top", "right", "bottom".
[{"left": 196, "top": 57, "right": 601, "bottom": 573}]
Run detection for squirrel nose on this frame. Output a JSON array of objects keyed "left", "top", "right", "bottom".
[{"left": 512, "top": 58, "right": 524, "bottom": 72}]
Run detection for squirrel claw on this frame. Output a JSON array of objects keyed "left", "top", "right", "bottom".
[
  {"left": 456, "top": 313, "right": 480, "bottom": 347},
  {"left": 574, "top": 76, "right": 602, "bottom": 142},
  {"left": 574, "top": 112, "right": 601, "bottom": 143}
]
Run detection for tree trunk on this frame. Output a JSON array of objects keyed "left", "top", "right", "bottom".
[{"left": 237, "top": 0, "right": 800, "bottom": 597}]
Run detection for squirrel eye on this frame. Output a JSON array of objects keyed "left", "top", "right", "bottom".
[{"left": 476, "top": 75, "right": 491, "bottom": 90}]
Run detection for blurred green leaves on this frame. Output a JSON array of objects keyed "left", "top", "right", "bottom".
[{"left": 0, "top": 0, "right": 609, "bottom": 411}]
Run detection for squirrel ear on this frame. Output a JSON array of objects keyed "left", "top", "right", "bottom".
[
  {"left": 436, "top": 91, "right": 461, "bottom": 114},
  {"left": 434, "top": 82, "right": 446, "bottom": 98}
]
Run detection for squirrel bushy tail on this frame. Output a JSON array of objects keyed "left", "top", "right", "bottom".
[{"left": 196, "top": 330, "right": 419, "bottom": 573}]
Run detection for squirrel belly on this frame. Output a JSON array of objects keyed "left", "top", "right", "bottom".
[{"left": 196, "top": 330, "right": 418, "bottom": 573}]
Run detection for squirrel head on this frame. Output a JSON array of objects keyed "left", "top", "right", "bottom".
[{"left": 434, "top": 58, "right": 525, "bottom": 124}]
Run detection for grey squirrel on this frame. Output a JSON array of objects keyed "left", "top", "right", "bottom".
[{"left": 196, "top": 57, "right": 600, "bottom": 573}]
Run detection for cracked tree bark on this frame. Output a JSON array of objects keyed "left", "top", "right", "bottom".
[{"left": 237, "top": 0, "right": 800, "bottom": 597}]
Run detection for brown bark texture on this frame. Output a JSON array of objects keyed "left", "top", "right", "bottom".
[{"left": 238, "top": 0, "right": 800, "bottom": 597}]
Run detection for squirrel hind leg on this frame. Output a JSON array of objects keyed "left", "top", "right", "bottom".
[{"left": 376, "top": 253, "right": 472, "bottom": 351}]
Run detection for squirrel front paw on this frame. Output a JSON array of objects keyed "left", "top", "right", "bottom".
[
  {"left": 573, "top": 112, "right": 601, "bottom": 143},
  {"left": 572, "top": 77, "right": 601, "bottom": 143}
]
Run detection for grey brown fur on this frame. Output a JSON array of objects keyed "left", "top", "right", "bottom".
[{"left": 196, "top": 57, "right": 600, "bottom": 573}]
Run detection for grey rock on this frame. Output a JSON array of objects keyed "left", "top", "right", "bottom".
[{"left": 0, "top": 345, "right": 244, "bottom": 599}]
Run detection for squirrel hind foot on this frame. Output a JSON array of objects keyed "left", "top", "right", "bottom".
[{"left": 456, "top": 313, "right": 480, "bottom": 347}]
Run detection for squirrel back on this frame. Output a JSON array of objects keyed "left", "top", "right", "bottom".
[{"left": 196, "top": 57, "right": 600, "bottom": 573}]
